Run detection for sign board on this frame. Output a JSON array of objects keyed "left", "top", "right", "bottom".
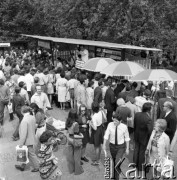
[
  {"left": 38, "top": 40, "right": 50, "bottom": 49},
  {"left": 0, "top": 43, "right": 10, "bottom": 47},
  {"left": 96, "top": 47, "right": 122, "bottom": 60}
]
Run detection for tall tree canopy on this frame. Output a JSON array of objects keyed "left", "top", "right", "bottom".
[{"left": 0, "top": 0, "right": 177, "bottom": 53}]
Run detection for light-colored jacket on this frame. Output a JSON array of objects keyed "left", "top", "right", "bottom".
[
  {"left": 146, "top": 130, "right": 170, "bottom": 163},
  {"left": 19, "top": 113, "right": 36, "bottom": 146}
]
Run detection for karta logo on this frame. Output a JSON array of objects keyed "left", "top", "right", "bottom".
[{"left": 104, "top": 158, "right": 176, "bottom": 179}]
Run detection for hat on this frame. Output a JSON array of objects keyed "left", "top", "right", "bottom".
[
  {"left": 144, "top": 89, "right": 151, "bottom": 97},
  {"left": 117, "top": 98, "right": 125, "bottom": 106}
]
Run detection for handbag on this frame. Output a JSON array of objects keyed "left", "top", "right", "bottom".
[
  {"left": 159, "top": 156, "right": 174, "bottom": 178},
  {"left": 73, "top": 138, "right": 82, "bottom": 147},
  {"left": 16, "top": 145, "right": 29, "bottom": 164}
]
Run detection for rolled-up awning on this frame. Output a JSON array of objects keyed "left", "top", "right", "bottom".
[{"left": 21, "top": 34, "right": 162, "bottom": 52}]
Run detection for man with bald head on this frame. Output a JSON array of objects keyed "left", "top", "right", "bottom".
[
  {"left": 157, "top": 89, "right": 177, "bottom": 119},
  {"left": 162, "top": 101, "right": 177, "bottom": 142}
]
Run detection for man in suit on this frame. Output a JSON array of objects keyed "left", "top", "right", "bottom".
[
  {"left": 104, "top": 82, "right": 117, "bottom": 125},
  {"left": 15, "top": 106, "right": 39, "bottom": 172},
  {"left": 133, "top": 102, "right": 153, "bottom": 173},
  {"left": 128, "top": 82, "right": 139, "bottom": 98},
  {"left": 162, "top": 101, "right": 177, "bottom": 142},
  {"left": 93, "top": 79, "right": 103, "bottom": 105},
  {"left": 12, "top": 87, "right": 25, "bottom": 141},
  {"left": 157, "top": 89, "right": 177, "bottom": 119}
]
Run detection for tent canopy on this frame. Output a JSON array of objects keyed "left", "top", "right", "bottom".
[{"left": 22, "top": 34, "right": 162, "bottom": 52}]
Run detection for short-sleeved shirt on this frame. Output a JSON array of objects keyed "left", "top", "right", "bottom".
[
  {"left": 92, "top": 111, "right": 103, "bottom": 127},
  {"left": 104, "top": 122, "right": 130, "bottom": 145}
]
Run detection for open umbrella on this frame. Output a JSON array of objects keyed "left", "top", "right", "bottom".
[
  {"left": 101, "top": 61, "right": 145, "bottom": 77},
  {"left": 130, "top": 69, "right": 177, "bottom": 81},
  {"left": 82, "top": 57, "right": 115, "bottom": 72}
]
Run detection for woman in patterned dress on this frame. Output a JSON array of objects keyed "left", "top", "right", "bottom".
[
  {"left": 146, "top": 119, "right": 170, "bottom": 179},
  {"left": 38, "top": 130, "right": 62, "bottom": 180}
]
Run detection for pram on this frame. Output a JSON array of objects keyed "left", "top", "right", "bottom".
[{"left": 45, "top": 116, "right": 67, "bottom": 151}]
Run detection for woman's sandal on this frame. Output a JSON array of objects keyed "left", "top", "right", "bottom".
[{"left": 91, "top": 161, "right": 100, "bottom": 166}]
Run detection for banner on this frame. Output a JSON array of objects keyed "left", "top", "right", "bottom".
[{"left": 38, "top": 40, "right": 50, "bottom": 49}]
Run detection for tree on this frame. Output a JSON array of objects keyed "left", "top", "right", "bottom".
[{"left": 0, "top": 0, "right": 50, "bottom": 41}]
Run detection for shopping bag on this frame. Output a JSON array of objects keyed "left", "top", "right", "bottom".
[
  {"left": 7, "top": 103, "right": 13, "bottom": 113},
  {"left": 16, "top": 145, "right": 29, "bottom": 164},
  {"left": 160, "top": 156, "right": 174, "bottom": 178}
]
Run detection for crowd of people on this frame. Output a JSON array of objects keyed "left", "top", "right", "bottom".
[{"left": 0, "top": 47, "right": 177, "bottom": 180}]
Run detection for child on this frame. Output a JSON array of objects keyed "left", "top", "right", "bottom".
[
  {"left": 8, "top": 99, "right": 14, "bottom": 121},
  {"left": 38, "top": 130, "right": 62, "bottom": 180}
]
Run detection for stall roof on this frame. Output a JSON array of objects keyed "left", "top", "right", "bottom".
[{"left": 22, "top": 34, "right": 162, "bottom": 51}]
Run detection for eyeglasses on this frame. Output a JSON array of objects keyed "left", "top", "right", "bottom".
[{"left": 163, "top": 105, "right": 168, "bottom": 107}]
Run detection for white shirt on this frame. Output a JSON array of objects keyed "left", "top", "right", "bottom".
[
  {"left": 0, "top": 70, "right": 5, "bottom": 81},
  {"left": 80, "top": 49, "right": 89, "bottom": 63},
  {"left": 102, "top": 86, "right": 108, "bottom": 99},
  {"left": 25, "top": 73, "right": 34, "bottom": 91},
  {"left": 104, "top": 122, "right": 130, "bottom": 145},
  {"left": 67, "top": 79, "right": 76, "bottom": 89},
  {"left": 165, "top": 110, "right": 172, "bottom": 117},
  {"left": 20, "top": 88, "right": 29, "bottom": 103},
  {"left": 18, "top": 76, "right": 26, "bottom": 85},
  {"left": 0, "top": 58, "right": 4, "bottom": 66},
  {"left": 34, "top": 73, "right": 46, "bottom": 86},
  {"left": 92, "top": 111, "right": 103, "bottom": 127},
  {"left": 135, "top": 96, "right": 148, "bottom": 112},
  {"left": 31, "top": 92, "right": 51, "bottom": 112}
]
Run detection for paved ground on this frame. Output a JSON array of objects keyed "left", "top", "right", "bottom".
[{"left": 0, "top": 106, "right": 177, "bottom": 180}]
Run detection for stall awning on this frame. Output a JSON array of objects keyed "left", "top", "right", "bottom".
[{"left": 21, "top": 34, "right": 162, "bottom": 52}]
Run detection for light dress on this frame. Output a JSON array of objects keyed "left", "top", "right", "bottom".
[
  {"left": 47, "top": 74, "right": 54, "bottom": 94},
  {"left": 86, "top": 87, "right": 94, "bottom": 110},
  {"left": 56, "top": 78, "right": 68, "bottom": 102}
]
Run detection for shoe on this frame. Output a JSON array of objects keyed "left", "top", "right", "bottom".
[
  {"left": 80, "top": 161, "right": 83, "bottom": 165},
  {"left": 31, "top": 168, "right": 39, "bottom": 172},
  {"left": 12, "top": 136, "right": 19, "bottom": 141},
  {"left": 91, "top": 161, "right": 100, "bottom": 166},
  {"left": 15, "top": 165, "right": 25, "bottom": 171},
  {"left": 81, "top": 156, "right": 89, "bottom": 162}
]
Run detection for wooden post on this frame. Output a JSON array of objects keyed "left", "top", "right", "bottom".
[
  {"left": 50, "top": 41, "right": 54, "bottom": 65},
  {"left": 121, "top": 49, "right": 126, "bottom": 61}
]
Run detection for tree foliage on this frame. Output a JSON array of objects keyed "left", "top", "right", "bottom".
[{"left": 0, "top": 0, "right": 177, "bottom": 53}]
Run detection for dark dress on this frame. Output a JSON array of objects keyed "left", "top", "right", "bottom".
[{"left": 90, "top": 111, "right": 104, "bottom": 147}]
